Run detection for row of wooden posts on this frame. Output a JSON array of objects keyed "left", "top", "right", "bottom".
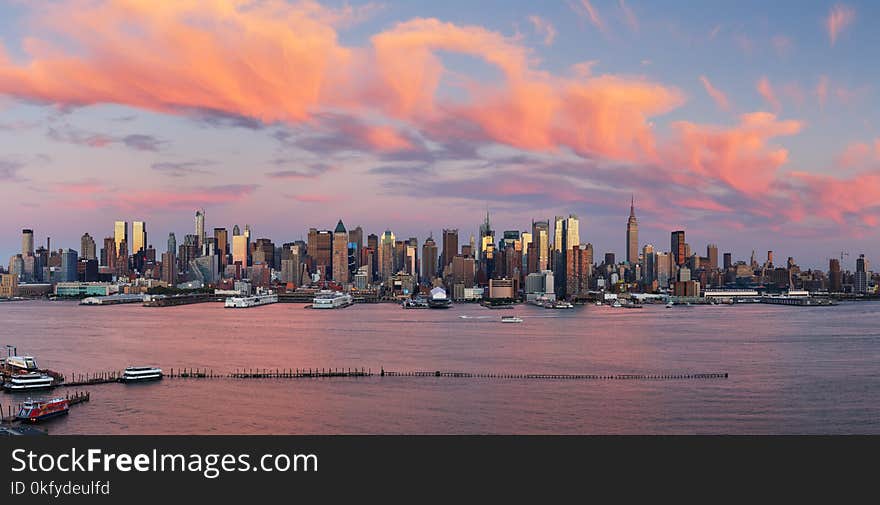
[{"left": 0, "top": 390, "right": 89, "bottom": 424}]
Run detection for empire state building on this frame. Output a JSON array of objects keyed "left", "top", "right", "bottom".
[{"left": 626, "top": 196, "right": 638, "bottom": 264}]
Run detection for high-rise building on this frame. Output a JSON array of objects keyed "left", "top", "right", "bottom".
[
  {"left": 441, "top": 229, "right": 458, "bottom": 273},
  {"left": 829, "top": 258, "right": 842, "bottom": 292},
  {"left": 531, "top": 220, "right": 550, "bottom": 273},
  {"left": 161, "top": 251, "right": 176, "bottom": 285},
  {"left": 349, "top": 226, "right": 364, "bottom": 269},
  {"left": 22, "top": 229, "right": 34, "bottom": 255},
  {"left": 80, "top": 233, "right": 96, "bottom": 260},
  {"left": 114, "top": 221, "right": 128, "bottom": 255},
  {"left": 60, "top": 249, "right": 78, "bottom": 282},
  {"left": 641, "top": 244, "right": 655, "bottom": 285},
  {"left": 232, "top": 227, "right": 249, "bottom": 267},
  {"left": 379, "top": 230, "right": 395, "bottom": 280},
  {"left": 553, "top": 215, "right": 579, "bottom": 295},
  {"left": 332, "top": 220, "right": 349, "bottom": 283},
  {"left": 252, "top": 238, "right": 275, "bottom": 267},
  {"left": 706, "top": 244, "right": 718, "bottom": 270},
  {"left": 195, "top": 209, "right": 206, "bottom": 247},
  {"left": 102, "top": 236, "right": 116, "bottom": 269},
  {"left": 723, "top": 252, "right": 732, "bottom": 270},
  {"left": 167, "top": 233, "right": 177, "bottom": 255},
  {"left": 422, "top": 234, "right": 438, "bottom": 282},
  {"left": 626, "top": 197, "right": 638, "bottom": 264},
  {"left": 214, "top": 228, "right": 228, "bottom": 268},
  {"left": 671, "top": 230, "right": 686, "bottom": 266},
  {"left": 307, "top": 228, "right": 332, "bottom": 280},
  {"left": 132, "top": 221, "right": 147, "bottom": 254},
  {"left": 367, "top": 233, "right": 379, "bottom": 281},
  {"left": 855, "top": 254, "right": 869, "bottom": 294}
]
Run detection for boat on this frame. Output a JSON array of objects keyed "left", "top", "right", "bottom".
[
  {"left": 501, "top": 315, "right": 523, "bottom": 323},
  {"left": 16, "top": 398, "right": 69, "bottom": 423},
  {"left": 4, "top": 356, "right": 39, "bottom": 372},
  {"left": 427, "top": 287, "right": 452, "bottom": 309},
  {"left": 666, "top": 301, "right": 674, "bottom": 308},
  {"left": 402, "top": 297, "right": 429, "bottom": 309},
  {"left": 121, "top": 366, "right": 163, "bottom": 383},
  {"left": 548, "top": 301, "right": 573, "bottom": 309},
  {"left": 312, "top": 290, "right": 353, "bottom": 309},
  {"left": 3, "top": 372, "right": 55, "bottom": 392},
  {"left": 224, "top": 293, "right": 278, "bottom": 308},
  {"left": 611, "top": 301, "right": 622, "bottom": 308},
  {"left": 595, "top": 301, "right": 602, "bottom": 306}
]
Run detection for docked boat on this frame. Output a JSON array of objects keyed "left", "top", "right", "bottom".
[
  {"left": 4, "top": 355, "right": 39, "bottom": 372},
  {"left": 402, "top": 297, "right": 429, "bottom": 309},
  {"left": 427, "top": 287, "right": 452, "bottom": 309},
  {"left": 224, "top": 293, "right": 278, "bottom": 308},
  {"left": 666, "top": 301, "right": 674, "bottom": 308},
  {"left": 611, "top": 301, "right": 622, "bottom": 308},
  {"left": 312, "top": 290, "right": 353, "bottom": 309},
  {"left": 121, "top": 366, "right": 163, "bottom": 383},
  {"left": 546, "top": 301, "right": 573, "bottom": 309},
  {"left": 3, "top": 372, "right": 55, "bottom": 392},
  {"left": 17, "top": 398, "right": 69, "bottom": 423},
  {"left": 501, "top": 315, "right": 523, "bottom": 323}
]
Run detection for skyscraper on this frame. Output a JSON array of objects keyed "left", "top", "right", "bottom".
[
  {"left": 422, "top": 234, "right": 438, "bottom": 282},
  {"left": 102, "top": 236, "right": 116, "bottom": 269},
  {"left": 214, "top": 228, "right": 228, "bottom": 268},
  {"left": 349, "top": 226, "right": 364, "bottom": 269},
  {"left": 706, "top": 244, "right": 719, "bottom": 270},
  {"left": 167, "top": 233, "right": 177, "bottom": 255},
  {"left": 441, "top": 229, "right": 458, "bottom": 273},
  {"left": 332, "top": 220, "right": 349, "bottom": 283},
  {"left": 829, "top": 258, "right": 841, "bottom": 292},
  {"left": 132, "top": 221, "right": 147, "bottom": 254},
  {"left": 80, "top": 233, "right": 96, "bottom": 260},
  {"left": 553, "top": 215, "right": 579, "bottom": 295},
  {"left": 379, "top": 230, "right": 395, "bottom": 280},
  {"left": 854, "top": 254, "right": 869, "bottom": 294},
  {"left": 21, "top": 229, "right": 34, "bottom": 255},
  {"left": 531, "top": 220, "right": 550, "bottom": 272},
  {"left": 626, "top": 197, "right": 638, "bottom": 264},
  {"left": 195, "top": 209, "right": 205, "bottom": 247},
  {"left": 60, "top": 249, "right": 78, "bottom": 282},
  {"left": 114, "top": 221, "right": 128, "bottom": 255},
  {"left": 671, "top": 230, "right": 686, "bottom": 266},
  {"left": 232, "top": 226, "right": 249, "bottom": 267}
]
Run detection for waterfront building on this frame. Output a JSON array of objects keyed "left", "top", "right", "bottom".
[
  {"left": 566, "top": 244, "right": 592, "bottom": 297},
  {"left": 451, "top": 255, "right": 475, "bottom": 288},
  {"left": 488, "top": 278, "right": 516, "bottom": 299},
  {"left": 59, "top": 249, "right": 78, "bottom": 282},
  {"left": 54, "top": 282, "right": 117, "bottom": 297},
  {"left": 80, "top": 233, "right": 96, "bottom": 260},
  {"left": 332, "top": 220, "right": 349, "bottom": 283},
  {"left": 626, "top": 198, "right": 638, "bottom": 264},
  {"left": 0, "top": 273, "right": 19, "bottom": 298},
  {"left": 114, "top": 221, "right": 128, "bottom": 255}
]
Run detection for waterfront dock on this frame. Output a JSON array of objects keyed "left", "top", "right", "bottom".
[
  {"left": 143, "top": 293, "right": 224, "bottom": 307},
  {"left": 0, "top": 390, "right": 89, "bottom": 424}
]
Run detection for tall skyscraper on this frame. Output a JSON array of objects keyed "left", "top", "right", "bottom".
[
  {"left": 114, "top": 221, "right": 128, "bottom": 255},
  {"left": 232, "top": 226, "right": 249, "bottom": 267},
  {"left": 641, "top": 243, "right": 655, "bottom": 285},
  {"left": 626, "top": 197, "right": 638, "bottom": 264},
  {"left": 422, "top": 234, "right": 438, "bottom": 282},
  {"left": 829, "top": 258, "right": 841, "bottom": 292},
  {"left": 367, "top": 233, "right": 379, "bottom": 280},
  {"left": 671, "top": 230, "right": 686, "bottom": 266},
  {"left": 706, "top": 244, "right": 719, "bottom": 270},
  {"left": 214, "top": 228, "right": 228, "bottom": 267},
  {"left": 441, "top": 229, "right": 458, "bottom": 273},
  {"left": 167, "top": 233, "right": 177, "bottom": 255},
  {"left": 531, "top": 220, "right": 550, "bottom": 272},
  {"left": 195, "top": 209, "right": 206, "bottom": 247},
  {"left": 379, "top": 230, "right": 395, "bottom": 280},
  {"left": 60, "top": 249, "right": 78, "bottom": 282},
  {"left": 723, "top": 252, "right": 732, "bottom": 270},
  {"left": 349, "top": 226, "right": 364, "bottom": 269},
  {"left": 80, "top": 233, "right": 96, "bottom": 260},
  {"left": 553, "top": 215, "right": 579, "bottom": 295},
  {"left": 854, "top": 254, "right": 869, "bottom": 294},
  {"left": 102, "top": 236, "right": 116, "bottom": 269},
  {"left": 21, "top": 229, "right": 34, "bottom": 255},
  {"left": 332, "top": 220, "right": 349, "bottom": 283},
  {"left": 132, "top": 221, "right": 147, "bottom": 254}
]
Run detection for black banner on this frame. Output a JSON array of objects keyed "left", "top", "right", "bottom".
[{"left": 1, "top": 436, "right": 875, "bottom": 502}]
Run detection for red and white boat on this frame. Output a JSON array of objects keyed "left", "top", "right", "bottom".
[{"left": 16, "top": 398, "right": 69, "bottom": 423}]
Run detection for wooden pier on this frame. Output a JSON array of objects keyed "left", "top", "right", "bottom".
[
  {"left": 379, "top": 370, "right": 729, "bottom": 380},
  {"left": 59, "top": 370, "right": 122, "bottom": 386}
]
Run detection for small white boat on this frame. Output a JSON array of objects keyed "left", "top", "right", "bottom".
[
  {"left": 666, "top": 301, "right": 674, "bottom": 308},
  {"left": 501, "top": 315, "right": 523, "bottom": 323},
  {"left": 312, "top": 290, "right": 353, "bottom": 309},
  {"left": 121, "top": 366, "right": 163, "bottom": 383},
  {"left": 595, "top": 301, "right": 602, "bottom": 306},
  {"left": 3, "top": 372, "right": 55, "bottom": 392},
  {"left": 612, "top": 301, "right": 622, "bottom": 308}
]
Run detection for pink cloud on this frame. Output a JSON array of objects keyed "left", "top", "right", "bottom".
[
  {"left": 568, "top": 0, "right": 607, "bottom": 34},
  {"left": 757, "top": 77, "right": 781, "bottom": 113},
  {"left": 618, "top": 0, "right": 639, "bottom": 33},
  {"left": 527, "top": 15, "right": 557, "bottom": 46},
  {"left": 699, "top": 75, "right": 731, "bottom": 112},
  {"left": 286, "top": 193, "right": 335, "bottom": 204},
  {"left": 827, "top": 4, "right": 856, "bottom": 46}
]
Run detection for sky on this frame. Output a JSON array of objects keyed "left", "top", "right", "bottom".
[{"left": 0, "top": 0, "right": 878, "bottom": 269}]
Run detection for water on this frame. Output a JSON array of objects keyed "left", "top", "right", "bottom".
[{"left": 1, "top": 300, "right": 878, "bottom": 434}]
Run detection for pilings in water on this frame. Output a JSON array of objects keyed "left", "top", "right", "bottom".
[
  {"left": 379, "top": 371, "right": 729, "bottom": 380},
  {"left": 60, "top": 371, "right": 121, "bottom": 387},
  {"left": 0, "top": 390, "right": 90, "bottom": 424}
]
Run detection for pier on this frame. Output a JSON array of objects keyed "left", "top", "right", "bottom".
[{"left": 143, "top": 293, "right": 223, "bottom": 307}]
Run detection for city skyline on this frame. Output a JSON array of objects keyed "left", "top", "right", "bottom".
[{"left": 1, "top": 1, "right": 880, "bottom": 267}]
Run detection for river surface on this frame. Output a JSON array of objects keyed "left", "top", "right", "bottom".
[{"left": 1, "top": 300, "right": 878, "bottom": 434}]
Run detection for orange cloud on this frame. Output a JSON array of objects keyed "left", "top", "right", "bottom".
[
  {"left": 827, "top": 4, "right": 856, "bottom": 46},
  {"left": 699, "top": 75, "right": 731, "bottom": 111},
  {"left": 527, "top": 15, "right": 557, "bottom": 46},
  {"left": 757, "top": 77, "right": 781, "bottom": 113}
]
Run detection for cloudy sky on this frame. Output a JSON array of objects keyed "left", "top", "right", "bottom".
[{"left": 1, "top": 0, "right": 878, "bottom": 268}]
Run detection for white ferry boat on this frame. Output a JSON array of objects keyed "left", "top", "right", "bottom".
[
  {"left": 312, "top": 290, "right": 353, "bottom": 309},
  {"left": 121, "top": 366, "right": 163, "bottom": 383},
  {"left": 224, "top": 293, "right": 278, "bottom": 308},
  {"left": 3, "top": 372, "right": 55, "bottom": 392},
  {"left": 501, "top": 315, "right": 524, "bottom": 323},
  {"left": 4, "top": 356, "right": 39, "bottom": 372}
]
